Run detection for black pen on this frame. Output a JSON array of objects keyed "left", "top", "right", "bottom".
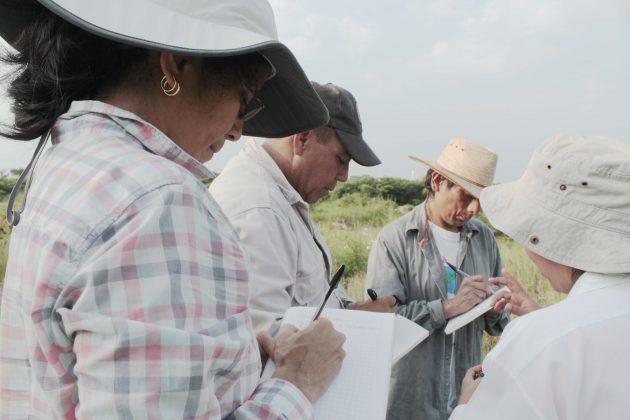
[
  {"left": 445, "top": 261, "right": 496, "bottom": 292},
  {"left": 445, "top": 261, "right": 470, "bottom": 278},
  {"left": 367, "top": 288, "right": 378, "bottom": 301},
  {"left": 311, "top": 264, "right": 345, "bottom": 321}
]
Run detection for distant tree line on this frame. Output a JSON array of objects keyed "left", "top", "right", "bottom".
[{"left": 325, "top": 175, "right": 426, "bottom": 206}]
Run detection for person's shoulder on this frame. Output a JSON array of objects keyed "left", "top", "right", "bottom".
[
  {"left": 210, "top": 151, "right": 278, "bottom": 215},
  {"left": 468, "top": 217, "right": 498, "bottom": 242},
  {"left": 376, "top": 206, "right": 420, "bottom": 242}
]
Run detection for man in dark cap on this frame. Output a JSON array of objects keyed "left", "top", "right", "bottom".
[{"left": 211, "top": 81, "right": 396, "bottom": 331}]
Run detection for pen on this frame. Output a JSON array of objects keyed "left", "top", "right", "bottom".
[
  {"left": 445, "top": 261, "right": 497, "bottom": 293},
  {"left": 311, "top": 264, "right": 345, "bottom": 321},
  {"left": 367, "top": 288, "right": 378, "bottom": 301},
  {"left": 445, "top": 261, "right": 470, "bottom": 278}
]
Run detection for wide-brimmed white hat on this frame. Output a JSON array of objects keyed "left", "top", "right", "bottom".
[
  {"left": 0, "top": 0, "right": 329, "bottom": 138},
  {"left": 481, "top": 135, "right": 630, "bottom": 274},
  {"left": 409, "top": 138, "right": 497, "bottom": 198}
]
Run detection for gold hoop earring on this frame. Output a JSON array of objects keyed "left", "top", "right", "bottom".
[{"left": 161, "top": 76, "right": 180, "bottom": 96}]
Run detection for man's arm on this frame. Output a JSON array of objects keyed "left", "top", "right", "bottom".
[
  {"left": 365, "top": 233, "right": 447, "bottom": 332},
  {"left": 226, "top": 206, "right": 300, "bottom": 331}
]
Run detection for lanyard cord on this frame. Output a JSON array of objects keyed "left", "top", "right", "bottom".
[
  {"left": 6, "top": 130, "right": 51, "bottom": 226},
  {"left": 421, "top": 200, "right": 449, "bottom": 301}
]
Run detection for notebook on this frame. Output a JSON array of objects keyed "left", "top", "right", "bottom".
[
  {"left": 444, "top": 286, "right": 511, "bottom": 334},
  {"left": 260, "top": 307, "right": 428, "bottom": 420}
]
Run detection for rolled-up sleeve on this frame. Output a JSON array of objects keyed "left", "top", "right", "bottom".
[{"left": 366, "top": 233, "right": 446, "bottom": 332}]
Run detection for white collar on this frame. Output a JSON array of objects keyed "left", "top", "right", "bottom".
[{"left": 568, "top": 272, "right": 630, "bottom": 297}]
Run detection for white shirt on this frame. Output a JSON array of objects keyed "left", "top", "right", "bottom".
[
  {"left": 210, "top": 139, "right": 346, "bottom": 332},
  {"left": 450, "top": 272, "right": 630, "bottom": 420},
  {"left": 429, "top": 220, "right": 460, "bottom": 268}
]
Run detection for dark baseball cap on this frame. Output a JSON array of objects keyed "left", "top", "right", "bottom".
[{"left": 311, "top": 82, "right": 381, "bottom": 167}]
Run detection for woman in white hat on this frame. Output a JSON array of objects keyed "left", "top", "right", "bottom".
[
  {"left": 450, "top": 135, "right": 630, "bottom": 419},
  {"left": 0, "top": 1, "right": 344, "bottom": 418}
]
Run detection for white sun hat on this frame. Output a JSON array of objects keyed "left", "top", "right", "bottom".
[
  {"left": 409, "top": 138, "right": 498, "bottom": 198},
  {"left": 0, "top": 0, "right": 329, "bottom": 138},
  {"left": 481, "top": 135, "right": 630, "bottom": 274}
]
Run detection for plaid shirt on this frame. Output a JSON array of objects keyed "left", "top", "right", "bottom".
[{"left": 0, "top": 101, "right": 312, "bottom": 419}]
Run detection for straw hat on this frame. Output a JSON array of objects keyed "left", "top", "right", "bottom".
[
  {"left": 481, "top": 135, "right": 630, "bottom": 274},
  {"left": 0, "top": 0, "right": 329, "bottom": 138},
  {"left": 409, "top": 138, "right": 497, "bottom": 198}
]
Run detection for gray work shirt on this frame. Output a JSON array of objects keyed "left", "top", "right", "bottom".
[{"left": 366, "top": 203, "right": 509, "bottom": 420}]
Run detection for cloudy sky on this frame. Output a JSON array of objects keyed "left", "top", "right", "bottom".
[{"left": 1, "top": 0, "right": 629, "bottom": 182}]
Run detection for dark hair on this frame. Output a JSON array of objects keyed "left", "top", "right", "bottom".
[
  {"left": 1, "top": 7, "right": 270, "bottom": 141},
  {"left": 423, "top": 168, "right": 455, "bottom": 198}
]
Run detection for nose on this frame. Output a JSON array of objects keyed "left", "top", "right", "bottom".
[
  {"left": 337, "top": 162, "right": 349, "bottom": 182},
  {"left": 226, "top": 119, "right": 244, "bottom": 142}
]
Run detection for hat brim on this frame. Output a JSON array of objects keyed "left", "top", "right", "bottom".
[
  {"left": 335, "top": 127, "right": 381, "bottom": 167},
  {"left": 480, "top": 181, "right": 630, "bottom": 274},
  {"left": 409, "top": 156, "right": 483, "bottom": 198},
  {"left": 0, "top": 0, "right": 329, "bottom": 138}
]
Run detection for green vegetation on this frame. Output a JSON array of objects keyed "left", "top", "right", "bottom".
[
  {"left": 311, "top": 177, "right": 564, "bottom": 354},
  {"left": 0, "top": 174, "right": 563, "bottom": 355}
]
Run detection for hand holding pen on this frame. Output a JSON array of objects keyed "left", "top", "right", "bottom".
[{"left": 442, "top": 262, "right": 495, "bottom": 318}]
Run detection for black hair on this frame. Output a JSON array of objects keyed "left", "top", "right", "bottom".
[
  {"left": 1, "top": 6, "right": 270, "bottom": 141},
  {"left": 423, "top": 168, "right": 455, "bottom": 197}
]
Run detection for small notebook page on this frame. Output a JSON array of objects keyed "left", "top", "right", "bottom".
[
  {"left": 261, "top": 307, "right": 395, "bottom": 420},
  {"left": 445, "top": 286, "right": 511, "bottom": 334},
  {"left": 392, "top": 315, "right": 429, "bottom": 363}
]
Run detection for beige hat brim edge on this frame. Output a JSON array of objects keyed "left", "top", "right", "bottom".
[
  {"left": 480, "top": 180, "right": 630, "bottom": 274},
  {"left": 409, "top": 155, "right": 483, "bottom": 198}
]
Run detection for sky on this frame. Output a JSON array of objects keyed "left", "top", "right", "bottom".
[{"left": 1, "top": 0, "right": 629, "bottom": 182}]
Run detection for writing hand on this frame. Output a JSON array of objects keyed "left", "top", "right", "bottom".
[
  {"left": 271, "top": 319, "right": 346, "bottom": 402},
  {"left": 443, "top": 275, "right": 491, "bottom": 318}
]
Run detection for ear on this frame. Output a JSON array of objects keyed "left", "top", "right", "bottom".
[
  {"left": 159, "top": 53, "right": 190, "bottom": 87},
  {"left": 430, "top": 171, "right": 443, "bottom": 192},
  {"left": 292, "top": 130, "right": 314, "bottom": 157}
]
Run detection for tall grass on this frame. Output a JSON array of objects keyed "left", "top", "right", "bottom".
[
  {"left": 313, "top": 195, "right": 564, "bottom": 355},
  {"left": 0, "top": 191, "right": 564, "bottom": 355},
  {"left": 0, "top": 201, "right": 8, "bottom": 289}
]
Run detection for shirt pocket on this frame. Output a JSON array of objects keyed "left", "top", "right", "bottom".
[{"left": 294, "top": 269, "right": 327, "bottom": 306}]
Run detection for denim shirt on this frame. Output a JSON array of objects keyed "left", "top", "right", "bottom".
[{"left": 366, "top": 203, "right": 508, "bottom": 420}]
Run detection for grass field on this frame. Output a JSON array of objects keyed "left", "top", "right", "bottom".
[
  {"left": 312, "top": 193, "right": 564, "bottom": 354},
  {"left": 0, "top": 192, "right": 563, "bottom": 354}
]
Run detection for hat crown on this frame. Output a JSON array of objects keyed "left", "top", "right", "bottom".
[
  {"left": 435, "top": 138, "right": 497, "bottom": 187},
  {"left": 523, "top": 135, "right": 630, "bottom": 233},
  {"left": 150, "top": 0, "right": 277, "bottom": 39}
]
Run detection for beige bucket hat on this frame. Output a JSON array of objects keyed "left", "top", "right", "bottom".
[
  {"left": 0, "top": 0, "right": 329, "bottom": 138},
  {"left": 409, "top": 138, "right": 497, "bottom": 198},
  {"left": 481, "top": 135, "right": 630, "bottom": 274}
]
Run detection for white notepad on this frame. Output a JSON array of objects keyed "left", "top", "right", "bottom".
[
  {"left": 445, "top": 286, "right": 511, "bottom": 334},
  {"left": 260, "top": 307, "right": 428, "bottom": 420}
]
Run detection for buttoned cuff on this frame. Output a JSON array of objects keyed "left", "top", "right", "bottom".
[{"left": 252, "top": 378, "right": 314, "bottom": 419}]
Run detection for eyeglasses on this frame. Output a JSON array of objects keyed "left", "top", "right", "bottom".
[
  {"left": 238, "top": 94, "right": 265, "bottom": 121},
  {"left": 237, "top": 53, "right": 275, "bottom": 122}
]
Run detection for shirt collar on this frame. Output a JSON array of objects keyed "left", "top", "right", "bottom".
[
  {"left": 568, "top": 272, "right": 630, "bottom": 297},
  {"left": 404, "top": 201, "right": 479, "bottom": 238},
  {"left": 55, "top": 100, "right": 214, "bottom": 180},
  {"left": 241, "top": 138, "right": 308, "bottom": 207}
]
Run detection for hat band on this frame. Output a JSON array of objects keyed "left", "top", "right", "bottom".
[{"left": 436, "top": 163, "right": 488, "bottom": 188}]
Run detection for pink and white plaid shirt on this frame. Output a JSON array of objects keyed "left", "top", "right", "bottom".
[{"left": 0, "top": 101, "right": 312, "bottom": 419}]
